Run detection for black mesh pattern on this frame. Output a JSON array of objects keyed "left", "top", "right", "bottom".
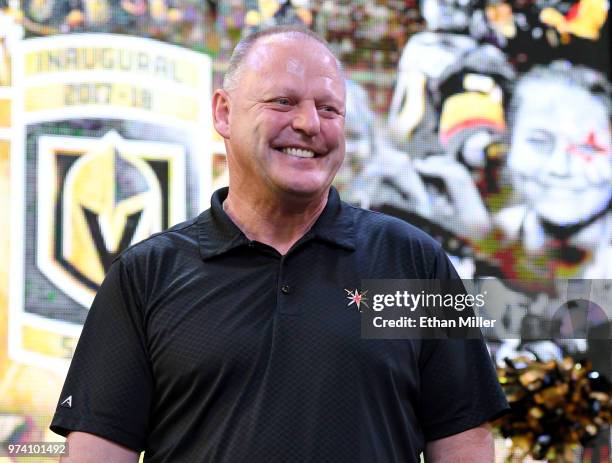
[{"left": 50, "top": 187, "right": 508, "bottom": 462}]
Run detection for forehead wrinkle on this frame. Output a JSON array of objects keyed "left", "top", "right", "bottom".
[{"left": 250, "top": 70, "right": 345, "bottom": 108}]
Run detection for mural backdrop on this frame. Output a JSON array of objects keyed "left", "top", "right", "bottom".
[{"left": 0, "top": 0, "right": 609, "bottom": 461}]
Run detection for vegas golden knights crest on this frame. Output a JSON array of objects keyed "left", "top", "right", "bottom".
[
  {"left": 9, "top": 33, "right": 211, "bottom": 370},
  {"left": 37, "top": 130, "right": 185, "bottom": 308}
]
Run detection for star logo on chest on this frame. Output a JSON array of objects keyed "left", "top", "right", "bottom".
[{"left": 345, "top": 288, "right": 369, "bottom": 311}]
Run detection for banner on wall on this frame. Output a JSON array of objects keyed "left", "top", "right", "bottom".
[{"left": 9, "top": 33, "right": 212, "bottom": 372}]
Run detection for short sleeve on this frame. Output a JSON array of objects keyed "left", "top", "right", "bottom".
[
  {"left": 430, "top": 246, "right": 461, "bottom": 280},
  {"left": 418, "top": 247, "right": 510, "bottom": 441},
  {"left": 50, "top": 257, "right": 153, "bottom": 452},
  {"left": 417, "top": 338, "right": 509, "bottom": 441}
]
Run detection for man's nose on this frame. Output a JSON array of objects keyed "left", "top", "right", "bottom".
[
  {"left": 292, "top": 101, "right": 321, "bottom": 136},
  {"left": 545, "top": 141, "right": 571, "bottom": 178}
]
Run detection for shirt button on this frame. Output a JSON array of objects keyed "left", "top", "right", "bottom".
[{"left": 281, "top": 285, "right": 291, "bottom": 294}]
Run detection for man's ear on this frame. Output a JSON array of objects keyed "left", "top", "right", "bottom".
[{"left": 212, "top": 89, "right": 231, "bottom": 139}]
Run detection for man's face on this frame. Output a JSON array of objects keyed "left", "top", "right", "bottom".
[
  {"left": 509, "top": 80, "right": 611, "bottom": 224},
  {"left": 223, "top": 35, "right": 346, "bottom": 200}
]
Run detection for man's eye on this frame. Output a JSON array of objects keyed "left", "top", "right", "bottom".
[
  {"left": 525, "top": 130, "right": 554, "bottom": 153},
  {"left": 575, "top": 144, "right": 599, "bottom": 155},
  {"left": 275, "top": 98, "right": 291, "bottom": 105},
  {"left": 571, "top": 143, "right": 609, "bottom": 157},
  {"left": 319, "top": 105, "right": 338, "bottom": 113}
]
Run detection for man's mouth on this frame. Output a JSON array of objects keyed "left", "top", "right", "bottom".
[{"left": 279, "top": 147, "right": 316, "bottom": 158}]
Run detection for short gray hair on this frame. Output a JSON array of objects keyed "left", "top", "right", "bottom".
[{"left": 222, "top": 25, "right": 344, "bottom": 92}]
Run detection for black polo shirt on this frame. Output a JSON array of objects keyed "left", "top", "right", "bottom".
[{"left": 51, "top": 186, "right": 508, "bottom": 462}]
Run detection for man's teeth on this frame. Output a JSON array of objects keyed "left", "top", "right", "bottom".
[{"left": 281, "top": 147, "right": 315, "bottom": 158}]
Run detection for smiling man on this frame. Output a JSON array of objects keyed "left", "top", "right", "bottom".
[
  {"left": 214, "top": 29, "right": 347, "bottom": 255},
  {"left": 50, "top": 26, "right": 508, "bottom": 462}
]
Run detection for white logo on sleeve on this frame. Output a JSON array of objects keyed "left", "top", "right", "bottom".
[{"left": 60, "top": 396, "right": 73, "bottom": 408}]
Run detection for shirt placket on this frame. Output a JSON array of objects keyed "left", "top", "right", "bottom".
[{"left": 276, "top": 254, "right": 301, "bottom": 315}]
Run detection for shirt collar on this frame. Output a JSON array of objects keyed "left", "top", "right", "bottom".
[{"left": 198, "top": 186, "right": 355, "bottom": 260}]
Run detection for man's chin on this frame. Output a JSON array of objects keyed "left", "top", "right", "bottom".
[
  {"left": 273, "top": 180, "right": 332, "bottom": 201},
  {"left": 535, "top": 194, "right": 609, "bottom": 224}
]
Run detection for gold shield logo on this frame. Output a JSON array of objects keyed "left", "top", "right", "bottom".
[{"left": 37, "top": 130, "right": 185, "bottom": 307}]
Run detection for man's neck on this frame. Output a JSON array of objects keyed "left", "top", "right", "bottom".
[{"left": 223, "top": 188, "right": 329, "bottom": 255}]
